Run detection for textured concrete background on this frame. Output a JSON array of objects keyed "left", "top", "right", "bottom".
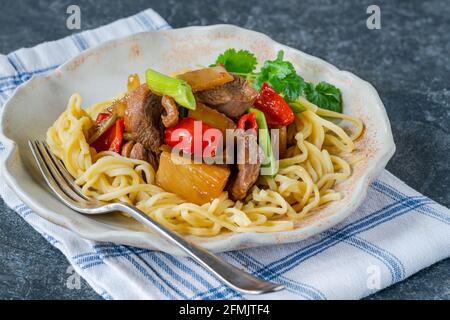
[{"left": 0, "top": 0, "right": 449, "bottom": 299}]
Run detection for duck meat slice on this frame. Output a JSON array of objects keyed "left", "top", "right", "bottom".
[
  {"left": 124, "top": 84, "right": 164, "bottom": 153},
  {"left": 129, "top": 142, "right": 160, "bottom": 171},
  {"left": 195, "top": 75, "right": 257, "bottom": 119},
  {"left": 228, "top": 131, "right": 263, "bottom": 201}
]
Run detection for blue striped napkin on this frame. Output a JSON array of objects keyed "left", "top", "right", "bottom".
[{"left": 0, "top": 9, "right": 449, "bottom": 300}]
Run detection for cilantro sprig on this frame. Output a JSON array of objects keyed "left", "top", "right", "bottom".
[
  {"left": 253, "top": 51, "right": 307, "bottom": 102},
  {"left": 213, "top": 48, "right": 342, "bottom": 113},
  {"left": 215, "top": 48, "right": 257, "bottom": 74},
  {"left": 304, "top": 82, "right": 342, "bottom": 113}
]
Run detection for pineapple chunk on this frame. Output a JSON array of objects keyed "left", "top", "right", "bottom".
[
  {"left": 156, "top": 151, "right": 230, "bottom": 205},
  {"left": 188, "top": 102, "right": 236, "bottom": 134}
]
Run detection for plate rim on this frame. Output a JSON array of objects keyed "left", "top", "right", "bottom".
[{"left": 0, "top": 24, "right": 396, "bottom": 255}]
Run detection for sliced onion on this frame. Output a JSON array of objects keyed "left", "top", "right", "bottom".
[{"left": 87, "top": 113, "right": 117, "bottom": 144}]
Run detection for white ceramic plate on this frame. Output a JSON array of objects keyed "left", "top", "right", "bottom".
[{"left": 0, "top": 25, "right": 395, "bottom": 255}]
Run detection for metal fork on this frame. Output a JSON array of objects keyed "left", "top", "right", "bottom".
[{"left": 28, "top": 140, "right": 284, "bottom": 295}]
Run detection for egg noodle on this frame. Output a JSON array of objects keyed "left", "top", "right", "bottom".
[{"left": 46, "top": 93, "right": 364, "bottom": 236}]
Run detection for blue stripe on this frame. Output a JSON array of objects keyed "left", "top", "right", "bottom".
[
  {"left": 7, "top": 53, "right": 25, "bottom": 73},
  {"left": 234, "top": 235, "right": 405, "bottom": 298},
  {"left": 134, "top": 15, "right": 150, "bottom": 31},
  {"left": 77, "top": 34, "right": 90, "bottom": 50},
  {"left": 6, "top": 55, "right": 20, "bottom": 73},
  {"left": 73, "top": 244, "right": 147, "bottom": 260},
  {"left": 372, "top": 180, "right": 412, "bottom": 201},
  {"left": 12, "top": 205, "right": 60, "bottom": 246},
  {"left": 0, "top": 64, "right": 58, "bottom": 83},
  {"left": 159, "top": 252, "right": 237, "bottom": 300},
  {"left": 73, "top": 251, "right": 103, "bottom": 260},
  {"left": 186, "top": 254, "right": 243, "bottom": 300},
  {"left": 373, "top": 180, "right": 450, "bottom": 225},
  {"left": 134, "top": 12, "right": 171, "bottom": 31},
  {"left": 81, "top": 260, "right": 104, "bottom": 270},
  {"left": 12, "top": 53, "right": 27, "bottom": 72},
  {"left": 70, "top": 35, "right": 83, "bottom": 52},
  {"left": 104, "top": 245, "right": 179, "bottom": 299},
  {"left": 120, "top": 250, "right": 177, "bottom": 299},
  {"left": 13, "top": 204, "right": 32, "bottom": 218},
  {"left": 74, "top": 244, "right": 208, "bottom": 299},
  {"left": 76, "top": 244, "right": 242, "bottom": 300},
  {"left": 74, "top": 245, "right": 179, "bottom": 298},
  {"left": 130, "top": 252, "right": 190, "bottom": 300},
  {"left": 231, "top": 251, "right": 325, "bottom": 300},
  {"left": 127, "top": 246, "right": 192, "bottom": 299},
  {"left": 13, "top": 203, "right": 27, "bottom": 210},
  {"left": 416, "top": 205, "right": 450, "bottom": 225},
  {"left": 139, "top": 12, "right": 157, "bottom": 30},
  {"left": 76, "top": 244, "right": 241, "bottom": 300},
  {"left": 75, "top": 245, "right": 239, "bottom": 300},
  {"left": 74, "top": 245, "right": 147, "bottom": 267},
  {"left": 193, "top": 250, "right": 326, "bottom": 300},
  {"left": 341, "top": 235, "right": 405, "bottom": 282},
  {"left": 71, "top": 33, "right": 89, "bottom": 52},
  {"left": 135, "top": 12, "right": 157, "bottom": 30},
  {"left": 0, "top": 65, "right": 58, "bottom": 94},
  {"left": 41, "top": 232, "right": 59, "bottom": 246},
  {"left": 73, "top": 244, "right": 198, "bottom": 299}
]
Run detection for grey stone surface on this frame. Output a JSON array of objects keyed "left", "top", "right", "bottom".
[{"left": 0, "top": 0, "right": 448, "bottom": 300}]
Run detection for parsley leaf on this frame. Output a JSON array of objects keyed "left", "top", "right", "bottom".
[
  {"left": 212, "top": 49, "right": 344, "bottom": 113},
  {"left": 304, "top": 82, "right": 342, "bottom": 113},
  {"left": 259, "top": 51, "right": 292, "bottom": 79},
  {"left": 253, "top": 51, "right": 307, "bottom": 101},
  {"left": 215, "top": 48, "right": 257, "bottom": 74}
]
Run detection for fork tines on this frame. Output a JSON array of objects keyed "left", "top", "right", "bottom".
[{"left": 29, "top": 140, "right": 89, "bottom": 207}]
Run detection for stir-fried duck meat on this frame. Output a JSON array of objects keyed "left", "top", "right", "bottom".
[
  {"left": 124, "top": 84, "right": 164, "bottom": 153},
  {"left": 123, "top": 73, "right": 261, "bottom": 200},
  {"left": 130, "top": 142, "right": 160, "bottom": 170},
  {"left": 121, "top": 141, "right": 135, "bottom": 158},
  {"left": 161, "top": 95, "right": 179, "bottom": 128},
  {"left": 121, "top": 140, "right": 159, "bottom": 171},
  {"left": 195, "top": 75, "right": 257, "bottom": 119},
  {"left": 228, "top": 131, "right": 264, "bottom": 201}
]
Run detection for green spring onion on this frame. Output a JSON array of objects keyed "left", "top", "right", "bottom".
[
  {"left": 145, "top": 68, "right": 196, "bottom": 110},
  {"left": 249, "top": 108, "right": 278, "bottom": 176},
  {"left": 288, "top": 101, "right": 306, "bottom": 114}
]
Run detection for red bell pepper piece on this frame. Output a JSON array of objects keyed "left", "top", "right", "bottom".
[
  {"left": 253, "top": 83, "right": 295, "bottom": 127},
  {"left": 90, "top": 118, "right": 124, "bottom": 154},
  {"left": 164, "top": 117, "right": 221, "bottom": 157},
  {"left": 109, "top": 119, "right": 124, "bottom": 153},
  {"left": 95, "top": 112, "right": 110, "bottom": 123},
  {"left": 237, "top": 112, "right": 258, "bottom": 135}
]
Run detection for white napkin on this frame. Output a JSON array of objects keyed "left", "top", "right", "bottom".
[{"left": 0, "top": 8, "right": 449, "bottom": 300}]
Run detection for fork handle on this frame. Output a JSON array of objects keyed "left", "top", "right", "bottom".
[{"left": 111, "top": 202, "right": 283, "bottom": 295}]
